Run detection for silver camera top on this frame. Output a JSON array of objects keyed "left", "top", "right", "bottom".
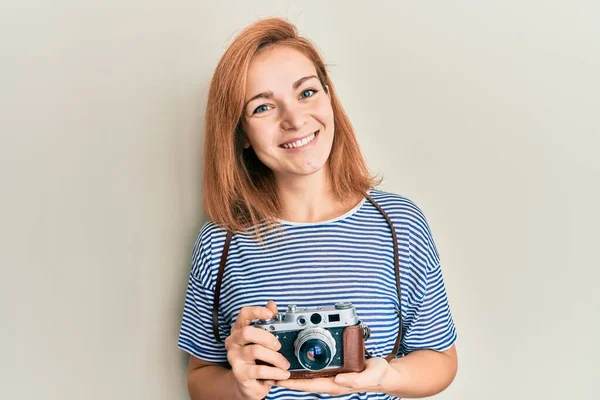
[{"left": 253, "top": 302, "right": 359, "bottom": 332}]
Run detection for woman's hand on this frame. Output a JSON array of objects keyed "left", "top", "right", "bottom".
[
  {"left": 225, "top": 301, "right": 291, "bottom": 400},
  {"left": 275, "top": 357, "right": 391, "bottom": 396}
]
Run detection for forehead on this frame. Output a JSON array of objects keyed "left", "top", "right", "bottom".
[{"left": 245, "top": 46, "right": 317, "bottom": 94}]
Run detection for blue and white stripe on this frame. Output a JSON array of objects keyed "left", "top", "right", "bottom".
[{"left": 178, "top": 189, "right": 457, "bottom": 399}]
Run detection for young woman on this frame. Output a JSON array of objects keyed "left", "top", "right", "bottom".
[{"left": 178, "top": 17, "right": 458, "bottom": 400}]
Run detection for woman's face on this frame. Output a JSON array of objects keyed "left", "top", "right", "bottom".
[{"left": 242, "top": 45, "right": 334, "bottom": 184}]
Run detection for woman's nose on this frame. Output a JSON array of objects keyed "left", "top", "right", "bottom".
[{"left": 279, "top": 104, "right": 308, "bottom": 131}]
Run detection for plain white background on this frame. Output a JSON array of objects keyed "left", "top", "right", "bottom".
[{"left": 1, "top": 1, "right": 598, "bottom": 399}]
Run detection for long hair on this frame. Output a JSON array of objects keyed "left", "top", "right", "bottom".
[{"left": 203, "top": 17, "right": 380, "bottom": 236}]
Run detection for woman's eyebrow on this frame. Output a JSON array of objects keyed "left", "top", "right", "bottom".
[
  {"left": 244, "top": 75, "right": 319, "bottom": 109},
  {"left": 292, "top": 75, "right": 318, "bottom": 90},
  {"left": 245, "top": 91, "right": 274, "bottom": 109}
]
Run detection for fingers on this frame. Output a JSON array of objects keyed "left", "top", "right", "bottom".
[
  {"left": 334, "top": 358, "right": 388, "bottom": 388},
  {"left": 244, "top": 344, "right": 290, "bottom": 371},
  {"left": 276, "top": 377, "right": 348, "bottom": 395},
  {"left": 227, "top": 325, "right": 281, "bottom": 351},
  {"left": 262, "top": 379, "right": 276, "bottom": 387},
  {"left": 265, "top": 300, "right": 278, "bottom": 316},
  {"left": 233, "top": 306, "right": 275, "bottom": 330},
  {"left": 278, "top": 358, "right": 390, "bottom": 395},
  {"left": 247, "top": 364, "right": 291, "bottom": 381},
  {"left": 334, "top": 372, "right": 361, "bottom": 388},
  {"left": 226, "top": 302, "right": 287, "bottom": 393}
]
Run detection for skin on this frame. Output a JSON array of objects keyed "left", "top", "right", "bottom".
[
  {"left": 242, "top": 44, "right": 362, "bottom": 223},
  {"left": 187, "top": 45, "right": 458, "bottom": 399}
]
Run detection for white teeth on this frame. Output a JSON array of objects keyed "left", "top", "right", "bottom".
[{"left": 282, "top": 132, "right": 316, "bottom": 149}]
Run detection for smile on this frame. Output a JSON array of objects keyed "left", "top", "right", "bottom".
[{"left": 279, "top": 130, "right": 319, "bottom": 149}]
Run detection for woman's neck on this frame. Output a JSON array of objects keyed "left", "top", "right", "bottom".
[{"left": 275, "top": 167, "right": 363, "bottom": 223}]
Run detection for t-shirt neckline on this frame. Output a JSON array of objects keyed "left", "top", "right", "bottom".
[{"left": 277, "top": 193, "right": 369, "bottom": 226}]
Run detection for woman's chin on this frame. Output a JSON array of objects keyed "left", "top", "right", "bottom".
[{"left": 274, "top": 162, "right": 328, "bottom": 180}]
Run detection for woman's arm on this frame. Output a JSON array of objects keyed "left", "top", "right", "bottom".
[
  {"left": 186, "top": 303, "right": 290, "bottom": 400},
  {"left": 276, "top": 344, "right": 458, "bottom": 397},
  {"left": 187, "top": 357, "right": 246, "bottom": 400},
  {"left": 188, "top": 356, "right": 270, "bottom": 400},
  {"left": 380, "top": 345, "right": 458, "bottom": 398}
]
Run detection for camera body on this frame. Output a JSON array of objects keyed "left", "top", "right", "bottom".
[{"left": 252, "top": 302, "right": 369, "bottom": 373}]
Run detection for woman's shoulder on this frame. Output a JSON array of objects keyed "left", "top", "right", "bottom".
[
  {"left": 194, "top": 219, "right": 234, "bottom": 255},
  {"left": 368, "top": 188, "right": 429, "bottom": 222},
  {"left": 369, "top": 188, "right": 438, "bottom": 246},
  {"left": 198, "top": 219, "right": 228, "bottom": 239},
  {"left": 188, "top": 220, "right": 231, "bottom": 285},
  {"left": 369, "top": 188, "right": 441, "bottom": 271}
]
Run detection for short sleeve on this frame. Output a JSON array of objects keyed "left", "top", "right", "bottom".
[
  {"left": 401, "top": 203, "right": 457, "bottom": 354},
  {"left": 177, "top": 225, "right": 229, "bottom": 363},
  {"left": 402, "top": 262, "right": 457, "bottom": 353}
]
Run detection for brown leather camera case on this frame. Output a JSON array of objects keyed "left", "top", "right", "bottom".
[{"left": 288, "top": 324, "right": 366, "bottom": 378}]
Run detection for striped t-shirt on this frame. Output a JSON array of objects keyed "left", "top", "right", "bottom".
[{"left": 178, "top": 189, "right": 457, "bottom": 399}]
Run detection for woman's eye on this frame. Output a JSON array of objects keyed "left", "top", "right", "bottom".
[
  {"left": 253, "top": 104, "right": 270, "bottom": 114},
  {"left": 300, "top": 89, "right": 317, "bottom": 99}
]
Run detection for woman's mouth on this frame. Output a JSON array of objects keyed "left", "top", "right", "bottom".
[{"left": 279, "top": 130, "right": 319, "bottom": 150}]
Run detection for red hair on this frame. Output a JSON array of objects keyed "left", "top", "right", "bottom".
[{"left": 203, "top": 17, "right": 380, "bottom": 235}]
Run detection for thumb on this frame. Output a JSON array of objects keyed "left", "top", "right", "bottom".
[
  {"left": 334, "top": 372, "right": 361, "bottom": 388},
  {"left": 266, "top": 300, "right": 278, "bottom": 316}
]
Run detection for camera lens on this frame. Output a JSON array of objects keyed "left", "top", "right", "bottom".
[
  {"left": 298, "top": 339, "right": 331, "bottom": 370},
  {"left": 294, "top": 327, "right": 337, "bottom": 371}
]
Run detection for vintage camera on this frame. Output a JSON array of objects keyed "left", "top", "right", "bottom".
[{"left": 252, "top": 302, "right": 370, "bottom": 375}]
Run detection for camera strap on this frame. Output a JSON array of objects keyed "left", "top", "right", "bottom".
[{"left": 211, "top": 192, "right": 404, "bottom": 361}]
